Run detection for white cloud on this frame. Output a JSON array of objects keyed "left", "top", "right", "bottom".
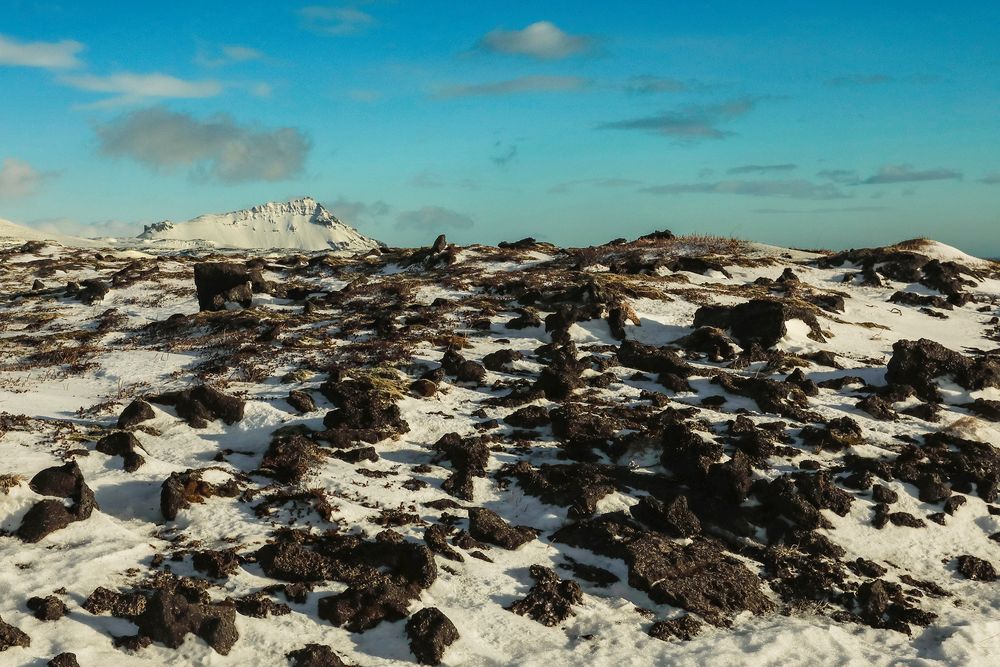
[
  {"left": 436, "top": 75, "right": 590, "bottom": 98},
  {"left": 0, "top": 33, "right": 83, "bottom": 69},
  {"left": 396, "top": 206, "right": 474, "bottom": 230},
  {"left": 299, "top": 6, "right": 376, "bottom": 35},
  {"left": 94, "top": 107, "right": 311, "bottom": 183},
  {"left": 0, "top": 158, "right": 46, "bottom": 199},
  {"left": 477, "top": 21, "right": 597, "bottom": 59},
  {"left": 195, "top": 44, "right": 266, "bottom": 67},
  {"left": 60, "top": 72, "right": 223, "bottom": 107}
]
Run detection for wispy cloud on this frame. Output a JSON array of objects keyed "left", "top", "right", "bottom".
[
  {"left": 753, "top": 206, "right": 889, "bottom": 214},
  {"left": 326, "top": 197, "right": 391, "bottom": 225},
  {"left": 298, "top": 6, "right": 376, "bottom": 36},
  {"left": 0, "top": 33, "right": 83, "bottom": 69},
  {"left": 826, "top": 73, "right": 893, "bottom": 87},
  {"left": 410, "top": 171, "right": 445, "bottom": 188},
  {"left": 435, "top": 75, "right": 590, "bottom": 98},
  {"left": 859, "top": 164, "right": 962, "bottom": 185},
  {"left": 623, "top": 75, "right": 702, "bottom": 95},
  {"left": 0, "top": 158, "right": 47, "bottom": 198},
  {"left": 195, "top": 44, "right": 266, "bottom": 67},
  {"left": 642, "top": 179, "right": 847, "bottom": 200},
  {"left": 396, "top": 206, "right": 474, "bottom": 229},
  {"left": 598, "top": 97, "right": 764, "bottom": 142},
  {"left": 825, "top": 73, "right": 940, "bottom": 87},
  {"left": 476, "top": 21, "right": 597, "bottom": 60},
  {"left": 60, "top": 72, "right": 223, "bottom": 107},
  {"left": 549, "top": 178, "right": 641, "bottom": 194},
  {"left": 817, "top": 169, "right": 860, "bottom": 184},
  {"left": 94, "top": 106, "right": 311, "bottom": 183},
  {"left": 727, "top": 163, "right": 796, "bottom": 175},
  {"left": 491, "top": 142, "right": 518, "bottom": 167}
]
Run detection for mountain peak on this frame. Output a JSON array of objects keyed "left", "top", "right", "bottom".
[{"left": 137, "top": 197, "right": 381, "bottom": 251}]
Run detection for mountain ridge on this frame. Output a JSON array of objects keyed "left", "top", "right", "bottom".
[{"left": 137, "top": 197, "right": 382, "bottom": 252}]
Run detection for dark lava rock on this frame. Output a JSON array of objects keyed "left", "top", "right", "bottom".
[
  {"left": 629, "top": 495, "right": 702, "bottom": 537},
  {"left": 535, "top": 345, "right": 586, "bottom": 400},
  {"left": 872, "top": 485, "right": 899, "bottom": 504},
  {"left": 317, "top": 580, "right": 413, "bottom": 632},
  {"left": 856, "top": 395, "right": 898, "bottom": 421},
  {"left": 95, "top": 431, "right": 146, "bottom": 472},
  {"left": 47, "top": 654, "right": 80, "bottom": 667},
  {"left": 17, "top": 470, "right": 98, "bottom": 542},
  {"left": 483, "top": 349, "right": 524, "bottom": 372},
  {"left": 231, "top": 592, "right": 291, "bottom": 618},
  {"left": 260, "top": 435, "right": 324, "bottom": 483},
  {"left": 149, "top": 384, "right": 245, "bottom": 428},
  {"left": 693, "top": 299, "right": 825, "bottom": 349},
  {"left": 886, "top": 338, "right": 1000, "bottom": 401},
  {"left": 160, "top": 468, "right": 239, "bottom": 521},
  {"left": 320, "top": 377, "right": 410, "bottom": 441},
  {"left": 333, "top": 447, "right": 378, "bottom": 464},
  {"left": 192, "top": 549, "right": 240, "bottom": 579},
  {"left": 504, "top": 405, "right": 551, "bottom": 428},
  {"left": 74, "top": 278, "right": 110, "bottom": 305},
  {"left": 287, "top": 643, "right": 350, "bottom": 667},
  {"left": 468, "top": 508, "right": 536, "bottom": 550},
  {"left": 424, "top": 524, "right": 464, "bottom": 562},
  {"left": 956, "top": 555, "right": 997, "bottom": 581},
  {"left": 916, "top": 473, "right": 951, "bottom": 503},
  {"left": 29, "top": 460, "right": 83, "bottom": 498},
  {"left": 439, "top": 349, "right": 487, "bottom": 385},
  {"left": 553, "top": 515, "right": 772, "bottom": 626},
  {"left": 27, "top": 595, "right": 66, "bottom": 621},
  {"left": 193, "top": 262, "right": 253, "bottom": 311},
  {"left": 434, "top": 433, "right": 490, "bottom": 501},
  {"left": 888, "top": 512, "right": 925, "bottom": 528},
  {"left": 287, "top": 390, "right": 317, "bottom": 414},
  {"left": 648, "top": 615, "right": 703, "bottom": 642},
  {"left": 943, "top": 495, "right": 967, "bottom": 515},
  {"left": 720, "top": 376, "right": 820, "bottom": 425},
  {"left": 672, "top": 327, "right": 738, "bottom": 361},
  {"left": 617, "top": 339, "right": 693, "bottom": 378},
  {"left": 132, "top": 588, "right": 239, "bottom": 654},
  {"left": 256, "top": 543, "right": 331, "bottom": 583},
  {"left": 406, "top": 607, "right": 460, "bottom": 665},
  {"left": 508, "top": 565, "right": 583, "bottom": 626},
  {"left": 83, "top": 587, "right": 148, "bottom": 617},
  {"left": 0, "top": 616, "right": 30, "bottom": 651},
  {"left": 410, "top": 379, "right": 438, "bottom": 397},
  {"left": 117, "top": 399, "right": 156, "bottom": 429}
]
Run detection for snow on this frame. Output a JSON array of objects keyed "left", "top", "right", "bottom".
[
  {"left": 0, "top": 218, "right": 96, "bottom": 248},
  {"left": 136, "top": 197, "right": 382, "bottom": 252},
  {"left": 1, "top": 235, "right": 999, "bottom": 666}
]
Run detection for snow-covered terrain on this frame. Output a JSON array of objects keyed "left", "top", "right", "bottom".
[
  {"left": 136, "top": 197, "right": 383, "bottom": 252},
  {"left": 1, "top": 231, "right": 999, "bottom": 666},
  {"left": 0, "top": 218, "right": 96, "bottom": 248}
]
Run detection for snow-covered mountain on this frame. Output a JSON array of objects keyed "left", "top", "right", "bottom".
[
  {"left": 137, "top": 197, "right": 382, "bottom": 252},
  {"left": 0, "top": 217, "right": 96, "bottom": 247}
]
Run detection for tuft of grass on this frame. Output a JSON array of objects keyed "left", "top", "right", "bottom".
[
  {"left": 0, "top": 473, "right": 26, "bottom": 495},
  {"left": 352, "top": 366, "right": 410, "bottom": 398}
]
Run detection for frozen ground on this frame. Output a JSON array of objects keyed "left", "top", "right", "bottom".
[{"left": 0, "top": 234, "right": 999, "bottom": 666}]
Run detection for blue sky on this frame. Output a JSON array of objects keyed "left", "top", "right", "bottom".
[{"left": 1, "top": 1, "right": 998, "bottom": 252}]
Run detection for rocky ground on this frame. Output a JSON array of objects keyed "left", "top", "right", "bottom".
[{"left": 1, "top": 232, "right": 999, "bottom": 666}]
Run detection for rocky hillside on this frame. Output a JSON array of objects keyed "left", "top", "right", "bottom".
[{"left": 0, "top": 233, "right": 998, "bottom": 665}]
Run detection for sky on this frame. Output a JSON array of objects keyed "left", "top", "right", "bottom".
[{"left": 1, "top": 1, "right": 999, "bottom": 253}]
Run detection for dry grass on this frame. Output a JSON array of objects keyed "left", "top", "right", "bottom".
[{"left": 0, "top": 473, "right": 26, "bottom": 494}]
